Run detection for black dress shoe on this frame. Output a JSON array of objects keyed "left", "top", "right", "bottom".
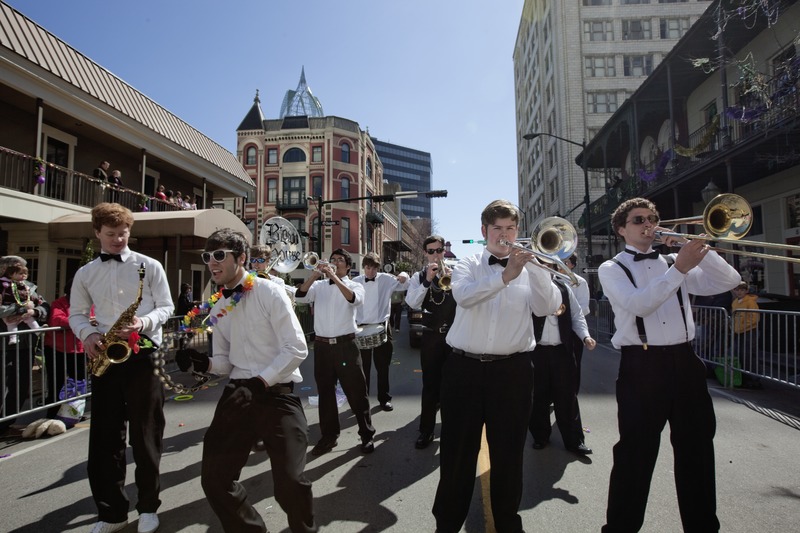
[
  {"left": 311, "top": 439, "right": 337, "bottom": 456},
  {"left": 532, "top": 440, "right": 548, "bottom": 450},
  {"left": 568, "top": 443, "right": 593, "bottom": 455},
  {"left": 381, "top": 402, "right": 394, "bottom": 412},
  {"left": 415, "top": 432, "right": 434, "bottom": 449},
  {"left": 360, "top": 439, "right": 375, "bottom": 453}
]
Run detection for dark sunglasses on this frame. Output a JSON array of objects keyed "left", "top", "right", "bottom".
[
  {"left": 426, "top": 247, "right": 445, "bottom": 255},
  {"left": 201, "top": 249, "right": 234, "bottom": 264},
  {"left": 250, "top": 257, "right": 267, "bottom": 264},
  {"left": 626, "top": 215, "right": 659, "bottom": 225}
]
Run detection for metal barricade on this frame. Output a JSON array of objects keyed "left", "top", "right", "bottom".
[{"left": 731, "top": 308, "right": 799, "bottom": 388}]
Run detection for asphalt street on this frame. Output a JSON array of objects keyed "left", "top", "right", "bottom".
[{"left": 1, "top": 317, "right": 799, "bottom": 532}]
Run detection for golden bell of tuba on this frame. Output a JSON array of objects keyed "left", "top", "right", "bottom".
[{"left": 88, "top": 264, "right": 146, "bottom": 377}]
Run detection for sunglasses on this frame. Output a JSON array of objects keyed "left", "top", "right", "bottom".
[
  {"left": 426, "top": 247, "right": 445, "bottom": 255},
  {"left": 201, "top": 249, "right": 235, "bottom": 264},
  {"left": 626, "top": 215, "right": 659, "bottom": 225},
  {"left": 250, "top": 257, "right": 267, "bottom": 264}
]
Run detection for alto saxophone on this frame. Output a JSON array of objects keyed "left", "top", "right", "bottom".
[{"left": 89, "top": 263, "right": 146, "bottom": 377}]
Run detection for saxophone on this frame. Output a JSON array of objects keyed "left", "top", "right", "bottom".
[{"left": 89, "top": 263, "right": 146, "bottom": 377}]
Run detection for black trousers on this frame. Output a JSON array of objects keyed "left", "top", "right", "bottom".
[
  {"left": 201, "top": 382, "right": 316, "bottom": 533},
  {"left": 390, "top": 303, "right": 403, "bottom": 330},
  {"left": 529, "top": 344, "right": 584, "bottom": 449},
  {"left": 433, "top": 351, "right": 533, "bottom": 533},
  {"left": 360, "top": 325, "right": 393, "bottom": 405},
  {"left": 571, "top": 331, "right": 585, "bottom": 391},
  {"left": 314, "top": 339, "right": 375, "bottom": 443},
  {"left": 88, "top": 355, "right": 165, "bottom": 523},
  {"left": 418, "top": 331, "right": 450, "bottom": 434},
  {"left": 603, "top": 343, "right": 719, "bottom": 533}
]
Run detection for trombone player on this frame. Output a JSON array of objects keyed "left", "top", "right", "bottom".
[{"left": 598, "top": 197, "right": 740, "bottom": 533}]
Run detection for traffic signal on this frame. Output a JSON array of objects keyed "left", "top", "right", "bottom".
[{"left": 425, "top": 190, "right": 448, "bottom": 198}]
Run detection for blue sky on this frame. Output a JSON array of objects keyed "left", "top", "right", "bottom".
[{"left": 8, "top": 0, "right": 524, "bottom": 259}]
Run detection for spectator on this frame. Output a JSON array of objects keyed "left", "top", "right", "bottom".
[
  {"left": 166, "top": 189, "right": 176, "bottom": 206},
  {"left": 731, "top": 281, "right": 762, "bottom": 388},
  {"left": 189, "top": 194, "right": 198, "bottom": 210},
  {"left": 176, "top": 282, "right": 194, "bottom": 317},
  {"left": 107, "top": 170, "right": 123, "bottom": 203},
  {"left": 154, "top": 185, "right": 167, "bottom": 201},
  {"left": 1, "top": 264, "right": 42, "bottom": 344},
  {"left": 93, "top": 160, "right": 110, "bottom": 181},
  {"left": 42, "top": 277, "right": 87, "bottom": 419},
  {"left": 175, "top": 191, "right": 185, "bottom": 209},
  {"left": 389, "top": 288, "right": 405, "bottom": 331}
]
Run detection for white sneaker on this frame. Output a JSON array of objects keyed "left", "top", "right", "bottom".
[
  {"left": 138, "top": 513, "right": 159, "bottom": 533},
  {"left": 90, "top": 520, "right": 127, "bottom": 533}
]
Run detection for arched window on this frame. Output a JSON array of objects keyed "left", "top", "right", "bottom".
[
  {"left": 282, "top": 148, "right": 306, "bottom": 163},
  {"left": 245, "top": 146, "right": 257, "bottom": 165},
  {"left": 341, "top": 178, "right": 350, "bottom": 199},
  {"left": 341, "top": 143, "right": 350, "bottom": 164}
]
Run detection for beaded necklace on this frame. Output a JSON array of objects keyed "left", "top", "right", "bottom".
[
  {"left": 11, "top": 280, "right": 30, "bottom": 305},
  {"left": 180, "top": 272, "right": 256, "bottom": 332}
]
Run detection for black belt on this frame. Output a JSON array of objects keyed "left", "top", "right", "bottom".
[
  {"left": 423, "top": 326, "right": 450, "bottom": 334},
  {"left": 452, "top": 348, "right": 514, "bottom": 362},
  {"left": 314, "top": 333, "right": 356, "bottom": 345},
  {"left": 229, "top": 379, "right": 294, "bottom": 395},
  {"left": 621, "top": 342, "right": 692, "bottom": 354}
]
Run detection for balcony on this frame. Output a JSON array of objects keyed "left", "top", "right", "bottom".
[
  {"left": 0, "top": 146, "right": 182, "bottom": 213},
  {"left": 366, "top": 210, "right": 384, "bottom": 225},
  {"left": 276, "top": 195, "right": 308, "bottom": 212}
]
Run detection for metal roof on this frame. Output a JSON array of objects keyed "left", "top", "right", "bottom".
[{"left": 0, "top": 1, "right": 253, "bottom": 188}]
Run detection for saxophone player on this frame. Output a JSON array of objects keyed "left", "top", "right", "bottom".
[{"left": 69, "top": 203, "right": 173, "bottom": 533}]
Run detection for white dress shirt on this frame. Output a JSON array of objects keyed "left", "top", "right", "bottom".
[
  {"left": 598, "top": 246, "right": 740, "bottom": 349},
  {"left": 208, "top": 273, "right": 308, "bottom": 385},
  {"left": 405, "top": 270, "right": 430, "bottom": 309},
  {"left": 539, "top": 281, "right": 590, "bottom": 346},
  {"left": 571, "top": 273, "right": 591, "bottom": 316},
  {"left": 352, "top": 272, "right": 408, "bottom": 324},
  {"left": 294, "top": 277, "right": 365, "bottom": 337},
  {"left": 69, "top": 248, "right": 173, "bottom": 345},
  {"left": 446, "top": 249, "right": 560, "bottom": 355}
]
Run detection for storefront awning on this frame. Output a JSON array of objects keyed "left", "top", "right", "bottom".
[{"left": 48, "top": 208, "right": 251, "bottom": 240}]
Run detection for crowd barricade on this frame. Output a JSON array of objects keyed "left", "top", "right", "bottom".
[{"left": 730, "top": 308, "right": 799, "bottom": 388}]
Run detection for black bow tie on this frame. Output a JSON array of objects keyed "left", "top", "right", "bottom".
[
  {"left": 626, "top": 249, "right": 660, "bottom": 262},
  {"left": 329, "top": 279, "right": 336, "bottom": 285},
  {"left": 100, "top": 253, "right": 123, "bottom": 262},
  {"left": 221, "top": 284, "right": 243, "bottom": 298},
  {"left": 488, "top": 255, "right": 508, "bottom": 267},
  {"left": 365, "top": 278, "right": 376, "bottom": 283}
]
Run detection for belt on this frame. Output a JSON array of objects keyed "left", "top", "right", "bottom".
[
  {"left": 314, "top": 333, "right": 356, "bottom": 345},
  {"left": 452, "top": 348, "right": 514, "bottom": 362},
  {"left": 423, "top": 326, "right": 450, "bottom": 334},
  {"left": 229, "top": 379, "right": 294, "bottom": 395}
]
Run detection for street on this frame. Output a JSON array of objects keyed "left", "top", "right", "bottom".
[{"left": 1, "top": 318, "right": 799, "bottom": 533}]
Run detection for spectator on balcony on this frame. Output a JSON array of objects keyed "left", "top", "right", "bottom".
[
  {"left": 93, "top": 160, "right": 110, "bottom": 182},
  {"left": 107, "top": 170, "right": 123, "bottom": 203},
  {"left": 189, "top": 194, "right": 198, "bottom": 210},
  {"left": 166, "top": 189, "right": 176, "bottom": 206},
  {"left": 154, "top": 185, "right": 167, "bottom": 208}
]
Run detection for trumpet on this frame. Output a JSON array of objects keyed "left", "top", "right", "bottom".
[
  {"left": 653, "top": 193, "right": 800, "bottom": 264},
  {"left": 436, "top": 259, "right": 452, "bottom": 291},
  {"left": 302, "top": 251, "right": 331, "bottom": 272}
]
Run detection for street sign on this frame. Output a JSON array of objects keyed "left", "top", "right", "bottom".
[
  {"left": 582, "top": 267, "right": 599, "bottom": 273},
  {"left": 321, "top": 220, "right": 339, "bottom": 226}
]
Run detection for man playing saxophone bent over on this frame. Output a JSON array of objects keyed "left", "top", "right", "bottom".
[{"left": 70, "top": 203, "right": 173, "bottom": 533}]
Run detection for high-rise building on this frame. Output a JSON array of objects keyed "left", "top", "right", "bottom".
[
  {"left": 371, "top": 138, "right": 434, "bottom": 221},
  {"left": 513, "top": 0, "right": 712, "bottom": 265}
]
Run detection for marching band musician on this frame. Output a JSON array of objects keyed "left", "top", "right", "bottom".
[
  {"left": 352, "top": 252, "right": 409, "bottom": 412},
  {"left": 433, "top": 200, "right": 560, "bottom": 533},
  {"left": 404, "top": 235, "right": 457, "bottom": 449},
  {"left": 598, "top": 198, "right": 740, "bottom": 533},
  {"left": 294, "top": 248, "right": 376, "bottom": 455},
  {"left": 250, "top": 244, "right": 297, "bottom": 298},
  {"left": 177, "top": 229, "right": 316, "bottom": 533},
  {"left": 69, "top": 203, "right": 173, "bottom": 533}
]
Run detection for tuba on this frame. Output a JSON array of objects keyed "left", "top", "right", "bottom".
[{"left": 89, "top": 263, "right": 145, "bottom": 377}]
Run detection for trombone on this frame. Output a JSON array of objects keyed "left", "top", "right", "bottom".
[{"left": 654, "top": 193, "right": 800, "bottom": 264}]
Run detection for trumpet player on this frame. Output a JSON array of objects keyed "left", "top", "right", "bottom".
[
  {"left": 598, "top": 198, "right": 740, "bottom": 533},
  {"left": 69, "top": 203, "right": 173, "bottom": 533},
  {"left": 352, "top": 253, "right": 409, "bottom": 412},
  {"left": 433, "top": 200, "right": 560, "bottom": 533},
  {"left": 404, "top": 235, "right": 456, "bottom": 449}
]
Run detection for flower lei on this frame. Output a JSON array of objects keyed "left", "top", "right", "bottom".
[
  {"left": 180, "top": 272, "right": 256, "bottom": 332},
  {"left": 33, "top": 157, "right": 46, "bottom": 185}
]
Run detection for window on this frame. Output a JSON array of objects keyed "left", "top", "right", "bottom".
[
  {"left": 660, "top": 18, "right": 690, "bottom": 39},
  {"left": 267, "top": 148, "right": 278, "bottom": 165},
  {"left": 585, "top": 56, "right": 616, "bottom": 77},
  {"left": 622, "top": 20, "right": 652, "bottom": 40},
  {"left": 366, "top": 158, "right": 372, "bottom": 179},
  {"left": 341, "top": 217, "right": 351, "bottom": 245},
  {"left": 267, "top": 178, "right": 277, "bottom": 203},
  {"left": 658, "top": 0, "right": 688, "bottom": 3},
  {"left": 583, "top": 0, "right": 611, "bottom": 5},
  {"left": 584, "top": 21, "right": 613, "bottom": 42},
  {"left": 282, "top": 177, "right": 305, "bottom": 205},
  {"left": 245, "top": 146, "right": 257, "bottom": 165},
  {"left": 623, "top": 55, "right": 654, "bottom": 76},
  {"left": 312, "top": 176, "right": 322, "bottom": 198},
  {"left": 312, "top": 146, "right": 322, "bottom": 163},
  {"left": 587, "top": 92, "right": 618, "bottom": 113},
  {"left": 622, "top": 0, "right": 650, "bottom": 3},
  {"left": 283, "top": 148, "right": 306, "bottom": 163},
  {"left": 341, "top": 143, "right": 350, "bottom": 164},
  {"left": 341, "top": 177, "right": 350, "bottom": 199},
  {"left": 703, "top": 100, "right": 718, "bottom": 123}
]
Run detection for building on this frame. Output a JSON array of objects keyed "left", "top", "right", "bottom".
[
  {"left": 580, "top": 0, "right": 800, "bottom": 299},
  {"left": 371, "top": 138, "right": 434, "bottom": 221},
  {"left": 513, "top": 0, "right": 712, "bottom": 269},
  {"left": 236, "top": 72, "right": 387, "bottom": 277},
  {"left": 0, "top": 1, "right": 253, "bottom": 301}
]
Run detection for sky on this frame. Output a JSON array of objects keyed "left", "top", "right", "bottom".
[{"left": 8, "top": 0, "right": 525, "bottom": 259}]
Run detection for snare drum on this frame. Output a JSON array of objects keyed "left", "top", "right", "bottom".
[{"left": 355, "top": 324, "right": 387, "bottom": 350}]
